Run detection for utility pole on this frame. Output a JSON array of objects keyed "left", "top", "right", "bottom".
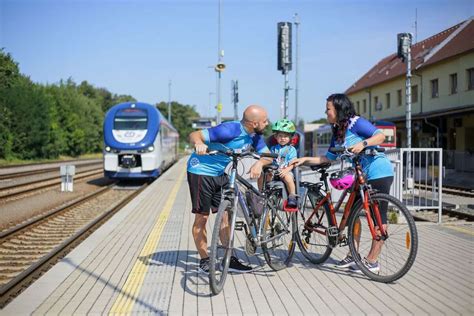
[
  {"left": 277, "top": 22, "right": 292, "bottom": 119},
  {"left": 168, "top": 80, "right": 172, "bottom": 123},
  {"left": 397, "top": 33, "right": 413, "bottom": 186},
  {"left": 231, "top": 80, "right": 239, "bottom": 120},
  {"left": 294, "top": 13, "right": 300, "bottom": 126},
  {"left": 215, "top": 0, "right": 225, "bottom": 124}
]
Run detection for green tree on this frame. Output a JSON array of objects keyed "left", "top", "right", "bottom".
[
  {"left": 0, "top": 49, "right": 20, "bottom": 159},
  {"left": 156, "top": 101, "right": 200, "bottom": 143}
]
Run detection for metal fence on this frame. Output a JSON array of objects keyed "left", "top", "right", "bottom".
[{"left": 299, "top": 148, "right": 444, "bottom": 223}]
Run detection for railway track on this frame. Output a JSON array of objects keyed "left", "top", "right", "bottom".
[
  {"left": 414, "top": 182, "right": 474, "bottom": 198},
  {"left": 0, "top": 183, "right": 148, "bottom": 307},
  {"left": 0, "top": 161, "right": 102, "bottom": 181},
  {"left": 0, "top": 168, "right": 104, "bottom": 202}
]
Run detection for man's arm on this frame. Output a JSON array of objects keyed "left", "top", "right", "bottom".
[{"left": 189, "top": 130, "right": 207, "bottom": 155}]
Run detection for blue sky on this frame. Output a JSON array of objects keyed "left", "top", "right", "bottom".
[{"left": 1, "top": 0, "right": 473, "bottom": 123}]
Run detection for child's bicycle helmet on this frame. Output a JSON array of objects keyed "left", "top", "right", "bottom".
[
  {"left": 329, "top": 168, "right": 355, "bottom": 190},
  {"left": 272, "top": 119, "right": 296, "bottom": 134}
]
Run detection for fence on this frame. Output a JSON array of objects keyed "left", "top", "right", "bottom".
[{"left": 299, "top": 148, "right": 444, "bottom": 223}]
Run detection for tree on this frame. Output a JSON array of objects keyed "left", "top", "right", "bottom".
[
  {"left": 156, "top": 101, "right": 200, "bottom": 143},
  {"left": 310, "top": 118, "right": 327, "bottom": 124}
]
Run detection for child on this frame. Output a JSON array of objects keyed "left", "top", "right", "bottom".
[{"left": 267, "top": 119, "right": 298, "bottom": 209}]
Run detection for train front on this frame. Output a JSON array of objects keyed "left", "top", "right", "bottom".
[{"left": 103, "top": 102, "right": 160, "bottom": 179}]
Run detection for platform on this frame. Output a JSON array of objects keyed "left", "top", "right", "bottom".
[{"left": 1, "top": 157, "right": 473, "bottom": 315}]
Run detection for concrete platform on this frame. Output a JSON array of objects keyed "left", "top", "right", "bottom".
[{"left": 1, "top": 157, "right": 473, "bottom": 315}]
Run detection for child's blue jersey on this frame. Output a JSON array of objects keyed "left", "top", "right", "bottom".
[
  {"left": 326, "top": 116, "right": 393, "bottom": 180},
  {"left": 270, "top": 144, "right": 297, "bottom": 168},
  {"left": 187, "top": 121, "right": 269, "bottom": 176}
]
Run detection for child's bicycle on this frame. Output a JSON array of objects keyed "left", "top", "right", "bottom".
[
  {"left": 208, "top": 148, "right": 296, "bottom": 295},
  {"left": 296, "top": 147, "right": 418, "bottom": 283}
]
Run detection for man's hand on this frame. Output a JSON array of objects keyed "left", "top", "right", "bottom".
[
  {"left": 248, "top": 161, "right": 263, "bottom": 179},
  {"left": 194, "top": 143, "right": 208, "bottom": 155},
  {"left": 349, "top": 142, "right": 365, "bottom": 154}
]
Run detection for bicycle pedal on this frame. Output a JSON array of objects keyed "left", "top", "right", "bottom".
[
  {"left": 235, "top": 221, "right": 246, "bottom": 231},
  {"left": 283, "top": 200, "right": 298, "bottom": 213}
]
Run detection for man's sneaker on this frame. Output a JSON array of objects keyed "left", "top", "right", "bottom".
[
  {"left": 228, "top": 256, "right": 253, "bottom": 273},
  {"left": 350, "top": 257, "right": 380, "bottom": 273},
  {"left": 199, "top": 257, "right": 210, "bottom": 274},
  {"left": 336, "top": 255, "right": 356, "bottom": 268}
]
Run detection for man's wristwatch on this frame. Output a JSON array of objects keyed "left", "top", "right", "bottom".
[{"left": 362, "top": 140, "right": 369, "bottom": 147}]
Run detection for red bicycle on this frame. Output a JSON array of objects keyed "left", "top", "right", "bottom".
[{"left": 296, "top": 147, "right": 418, "bottom": 282}]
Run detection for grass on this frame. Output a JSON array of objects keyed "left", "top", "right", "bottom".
[{"left": 0, "top": 153, "right": 102, "bottom": 167}]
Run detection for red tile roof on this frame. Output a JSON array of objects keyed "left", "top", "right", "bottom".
[{"left": 345, "top": 18, "right": 474, "bottom": 95}]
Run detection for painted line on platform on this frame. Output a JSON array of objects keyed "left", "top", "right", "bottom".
[{"left": 109, "top": 168, "right": 186, "bottom": 315}]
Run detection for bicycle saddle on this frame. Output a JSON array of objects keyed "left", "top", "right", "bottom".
[
  {"left": 307, "top": 162, "right": 331, "bottom": 171},
  {"left": 263, "top": 165, "right": 279, "bottom": 173}
]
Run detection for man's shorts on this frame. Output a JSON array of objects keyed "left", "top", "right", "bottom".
[{"left": 187, "top": 172, "right": 230, "bottom": 215}]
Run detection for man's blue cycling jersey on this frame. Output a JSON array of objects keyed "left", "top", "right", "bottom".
[
  {"left": 326, "top": 116, "right": 393, "bottom": 180},
  {"left": 187, "top": 121, "right": 269, "bottom": 176}
]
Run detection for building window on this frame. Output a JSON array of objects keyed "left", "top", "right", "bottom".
[
  {"left": 450, "top": 73, "right": 457, "bottom": 94},
  {"left": 356, "top": 101, "right": 360, "bottom": 113},
  {"left": 397, "top": 89, "right": 402, "bottom": 106},
  {"left": 412, "top": 85, "right": 418, "bottom": 103},
  {"left": 468, "top": 68, "right": 474, "bottom": 90},
  {"left": 363, "top": 99, "right": 367, "bottom": 113},
  {"left": 374, "top": 96, "right": 379, "bottom": 111},
  {"left": 386, "top": 93, "right": 391, "bottom": 109},
  {"left": 431, "top": 79, "right": 439, "bottom": 98}
]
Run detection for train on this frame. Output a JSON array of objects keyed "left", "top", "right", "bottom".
[
  {"left": 103, "top": 102, "right": 179, "bottom": 179},
  {"left": 313, "top": 120, "right": 397, "bottom": 156}
]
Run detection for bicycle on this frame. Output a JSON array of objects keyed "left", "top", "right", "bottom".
[
  {"left": 208, "top": 147, "right": 296, "bottom": 295},
  {"left": 295, "top": 147, "right": 418, "bottom": 283}
]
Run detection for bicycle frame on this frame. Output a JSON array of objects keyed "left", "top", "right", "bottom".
[{"left": 301, "top": 157, "right": 387, "bottom": 244}]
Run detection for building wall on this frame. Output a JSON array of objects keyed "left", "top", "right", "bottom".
[{"left": 348, "top": 52, "right": 474, "bottom": 121}]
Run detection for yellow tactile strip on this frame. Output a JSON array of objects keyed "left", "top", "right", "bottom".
[{"left": 109, "top": 168, "right": 186, "bottom": 315}]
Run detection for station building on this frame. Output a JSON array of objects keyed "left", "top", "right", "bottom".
[{"left": 346, "top": 18, "right": 474, "bottom": 172}]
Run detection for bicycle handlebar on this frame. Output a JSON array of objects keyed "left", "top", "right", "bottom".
[
  {"left": 207, "top": 148, "right": 278, "bottom": 159},
  {"left": 329, "top": 146, "right": 385, "bottom": 155}
]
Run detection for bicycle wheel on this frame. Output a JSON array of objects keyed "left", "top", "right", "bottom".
[
  {"left": 295, "top": 189, "right": 333, "bottom": 264},
  {"left": 347, "top": 193, "right": 418, "bottom": 283},
  {"left": 209, "top": 198, "right": 235, "bottom": 295},
  {"left": 261, "top": 189, "right": 296, "bottom": 271}
]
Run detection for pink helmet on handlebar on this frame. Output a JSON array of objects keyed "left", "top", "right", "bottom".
[{"left": 329, "top": 168, "right": 355, "bottom": 190}]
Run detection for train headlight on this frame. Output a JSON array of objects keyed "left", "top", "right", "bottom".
[
  {"left": 148, "top": 145, "right": 155, "bottom": 152},
  {"left": 105, "top": 146, "right": 111, "bottom": 152}
]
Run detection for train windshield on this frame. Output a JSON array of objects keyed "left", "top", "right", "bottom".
[{"left": 114, "top": 109, "right": 148, "bottom": 130}]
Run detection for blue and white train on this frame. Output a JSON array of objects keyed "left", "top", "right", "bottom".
[{"left": 103, "top": 102, "right": 179, "bottom": 179}]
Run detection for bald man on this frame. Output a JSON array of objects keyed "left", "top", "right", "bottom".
[{"left": 187, "top": 104, "right": 271, "bottom": 274}]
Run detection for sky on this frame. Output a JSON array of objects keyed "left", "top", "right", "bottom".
[{"left": 1, "top": 0, "right": 473, "bottom": 123}]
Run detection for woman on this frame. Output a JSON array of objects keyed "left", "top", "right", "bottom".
[{"left": 292, "top": 93, "right": 393, "bottom": 272}]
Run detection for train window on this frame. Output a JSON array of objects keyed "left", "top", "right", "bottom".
[{"left": 114, "top": 109, "right": 148, "bottom": 130}]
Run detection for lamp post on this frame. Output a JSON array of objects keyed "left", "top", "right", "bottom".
[
  {"left": 215, "top": 0, "right": 224, "bottom": 124},
  {"left": 208, "top": 92, "right": 215, "bottom": 117}
]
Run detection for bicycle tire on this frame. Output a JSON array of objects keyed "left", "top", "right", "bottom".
[
  {"left": 347, "top": 193, "right": 418, "bottom": 283},
  {"left": 261, "top": 189, "right": 296, "bottom": 270},
  {"left": 295, "top": 189, "right": 333, "bottom": 264},
  {"left": 209, "top": 199, "right": 235, "bottom": 295}
]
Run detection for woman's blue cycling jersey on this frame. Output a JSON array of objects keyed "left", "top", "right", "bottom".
[
  {"left": 326, "top": 116, "right": 393, "bottom": 180},
  {"left": 187, "top": 121, "right": 269, "bottom": 176}
]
